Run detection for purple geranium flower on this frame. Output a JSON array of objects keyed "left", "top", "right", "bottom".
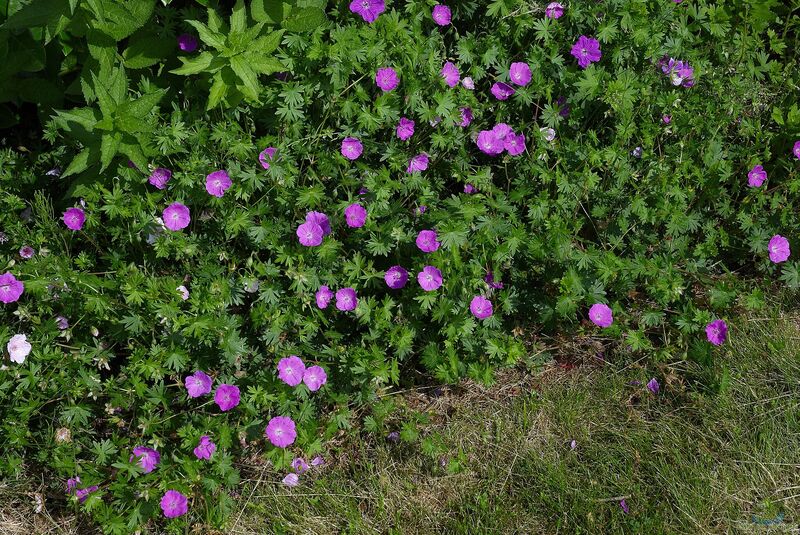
[
  {"left": 184, "top": 370, "right": 213, "bottom": 398},
  {"left": 206, "top": 170, "right": 231, "bottom": 197},
  {"left": 375, "top": 67, "right": 399, "bottom": 91},
  {"left": 214, "top": 383, "right": 240, "bottom": 412},
  {"left": 462, "top": 77, "right": 474, "bottom": 90},
  {"left": 416, "top": 205, "right": 427, "bottom": 215},
  {"left": 647, "top": 378, "right": 660, "bottom": 394},
  {"left": 794, "top": 141, "right": 800, "bottom": 159},
  {"left": 163, "top": 203, "right": 190, "bottom": 231},
  {"left": 385, "top": 265, "right": 409, "bottom": 289},
  {"left": 470, "top": 296, "right": 493, "bottom": 319},
  {"left": 490, "top": 82, "right": 515, "bottom": 100},
  {"left": 63, "top": 208, "right": 85, "bottom": 231},
  {"left": 345, "top": 203, "right": 367, "bottom": 228},
  {"left": 589, "top": 303, "right": 613, "bottom": 328},
  {"left": 335, "top": 287, "right": 357, "bottom": 311},
  {"left": 259, "top": 147, "right": 277, "bottom": 170},
  {"left": 459, "top": 107, "right": 473, "bottom": 127},
  {"left": 492, "top": 123, "right": 512, "bottom": 140},
  {"left": 282, "top": 473, "right": 299, "bottom": 487},
  {"left": 131, "top": 446, "right": 160, "bottom": 473},
  {"left": 768, "top": 235, "right": 791, "bottom": 263},
  {"left": 311, "top": 456, "right": 324, "bottom": 466},
  {"left": 177, "top": 33, "right": 198, "bottom": 52},
  {"left": 620, "top": 499, "right": 629, "bottom": 514},
  {"left": 476, "top": 130, "right": 504, "bottom": 155},
  {"left": 747, "top": 165, "right": 767, "bottom": 188},
  {"left": 432, "top": 4, "right": 451, "bottom": 25},
  {"left": 19, "top": 246, "right": 34, "bottom": 259},
  {"left": 66, "top": 477, "right": 80, "bottom": 494},
  {"left": 341, "top": 137, "right": 363, "bottom": 160},
  {"left": 416, "top": 229, "right": 440, "bottom": 252},
  {"left": 316, "top": 285, "right": 334, "bottom": 309},
  {"left": 160, "top": 490, "right": 188, "bottom": 518},
  {"left": 303, "top": 365, "right": 328, "bottom": 391},
  {"left": 661, "top": 58, "right": 694, "bottom": 87},
  {"left": 662, "top": 114, "right": 672, "bottom": 124},
  {"left": 349, "top": 0, "right": 385, "bottom": 23},
  {"left": 541, "top": 127, "right": 556, "bottom": 141},
  {"left": 75, "top": 485, "right": 98, "bottom": 503},
  {"left": 407, "top": 153, "right": 429, "bottom": 173},
  {"left": 193, "top": 435, "right": 216, "bottom": 460},
  {"left": 545, "top": 2, "right": 564, "bottom": 19},
  {"left": 297, "top": 221, "right": 324, "bottom": 247},
  {"left": 292, "top": 457, "right": 310, "bottom": 474},
  {"left": 505, "top": 132, "right": 526, "bottom": 156},
  {"left": 397, "top": 117, "right": 415, "bottom": 141},
  {"left": 0, "top": 272, "right": 24, "bottom": 303},
  {"left": 306, "top": 211, "right": 331, "bottom": 236},
  {"left": 56, "top": 315, "right": 69, "bottom": 330},
  {"left": 485, "top": 272, "right": 504, "bottom": 289},
  {"left": 464, "top": 184, "right": 476, "bottom": 194},
  {"left": 265, "top": 416, "right": 297, "bottom": 448},
  {"left": 148, "top": 168, "right": 172, "bottom": 189},
  {"left": 418, "top": 266, "right": 443, "bottom": 291},
  {"left": 441, "top": 62, "right": 460, "bottom": 88},
  {"left": 509, "top": 62, "right": 532, "bottom": 86},
  {"left": 705, "top": 319, "right": 728, "bottom": 346},
  {"left": 278, "top": 355, "right": 306, "bottom": 387},
  {"left": 571, "top": 36, "right": 602, "bottom": 69}
]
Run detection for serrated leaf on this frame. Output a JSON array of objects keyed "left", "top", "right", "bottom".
[
  {"left": 207, "top": 71, "right": 228, "bottom": 110},
  {"left": 282, "top": 7, "right": 326, "bottom": 32},
  {"left": 230, "top": 0, "right": 247, "bottom": 34},
  {"left": 248, "top": 55, "right": 285, "bottom": 75},
  {"left": 123, "top": 32, "right": 175, "bottom": 69},
  {"left": 91, "top": 0, "right": 156, "bottom": 40},
  {"left": 63, "top": 148, "right": 93, "bottom": 177},
  {"left": 248, "top": 29, "right": 285, "bottom": 55},
  {"left": 1, "top": 0, "right": 69, "bottom": 29},
  {"left": 187, "top": 20, "right": 226, "bottom": 50},
  {"left": 116, "top": 89, "right": 166, "bottom": 120},
  {"left": 251, "top": 0, "right": 285, "bottom": 23},
  {"left": 169, "top": 51, "right": 216, "bottom": 75},
  {"left": 100, "top": 133, "right": 120, "bottom": 170}
]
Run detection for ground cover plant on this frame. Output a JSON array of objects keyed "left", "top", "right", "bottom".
[{"left": 0, "top": 0, "right": 799, "bottom": 532}]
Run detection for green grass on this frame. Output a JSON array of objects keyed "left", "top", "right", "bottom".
[{"left": 233, "top": 313, "right": 800, "bottom": 534}]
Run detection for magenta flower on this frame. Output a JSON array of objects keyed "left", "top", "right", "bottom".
[
  {"left": 470, "top": 296, "right": 493, "bottom": 319},
  {"left": 316, "top": 285, "right": 334, "bottom": 309},
  {"left": 768, "top": 235, "right": 791, "bottom": 263},
  {"left": 661, "top": 57, "right": 694, "bottom": 87},
  {"left": 0, "top": 272, "right": 24, "bottom": 304},
  {"left": 335, "top": 287, "right": 357, "bottom": 311},
  {"left": 214, "top": 383, "right": 240, "bottom": 412},
  {"left": 647, "top": 378, "right": 660, "bottom": 394},
  {"left": 282, "top": 473, "right": 299, "bottom": 486},
  {"left": 485, "top": 272, "right": 504, "bottom": 289},
  {"left": 545, "top": 2, "right": 564, "bottom": 18},
  {"left": 311, "top": 456, "right": 324, "bottom": 466},
  {"left": 160, "top": 490, "right": 188, "bottom": 518},
  {"left": 131, "top": 446, "right": 160, "bottom": 473},
  {"left": 747, "top": 165, "right": 767, "bottom": 188},
  {"left": 418, "top": 266, "right": 443, "bottom": 291},
  {"left": 193, "top": 435, "right": 216, "bottom": 460},
  {"left": 490, "top": 82, "right": 515, "bottom": 100},
  {"left": 375, "top": 67, "right": 399, "bottom": 91},
  {"left": 416, "top": 205, "right": 427, "bottom": 215},
  {"left": 407, "top": 153, "right": 429, "bottom": 173},
  {"left": 63, "top": 207, "right": 85, "bottom": 231},
  {"left": 476, "top": 130, "right": 504, "bottom": 156},
  {"left": 492, "top": 123, "right": 512, "bottom": 140},
  {"left": 306, "top": 211, "right": 331, "bottom": 236},
  {"left": 278, "top": 355, "right": 306, "bottom": 387},
  {"left": 75, "top": 485, "right": 99, "bottom": 503},
  {"left": 184, "top": 370, "right": 213, "bottom": 398},
  {"left": 206, "top": 170, "right": 232, "bottom": 197},
  {"left": 341, "top": 137, "right": 363, "bottom": 160},
  {"left": 705, "top": 319, "right": 728, "bottom": 346},
  {"left": 662, "top": 114, "right": 672, "bottom": 124},
  {"left": 148, "top": 168, "right": 172, "bottom": 189},
  {"left": 459, "top": 107, "right": 473, "bottom": 127},
  {"left": 349, "top": 0, "right": 385, "bottom": 23},
  {"left": 397, "top": 117, "right": 415, "bottom": 141},
  {"left": 441, "top": 61, "right": 460, "bottom": 88},
  {"left": 464, "top": 184, "right": 476, "bottom": 194},
  {"left": 163, "top": 203, "right": 190, "bottom": 231},
  {"left": 620, "top": 499, "right": 629, "bottom": 514},
  {"left": 432, "top": 4, "right": 451, "bottom": 25},
  {"left": 297, "top": 221, "right": 323, "bottom": 247},
  {"left": 259, "top": 147, "right": 277, "bottom": 170},
  {"left": 385, "top": 265, "right": 409, "bottom": 289},
  {"left": 19, "top": 246, "right": 34, "bottom": 259},
  {"left": 345, "top": 203, "right": 367, "bottom": 228},
  {"left": 177, "top": 33, "right": 198, "bottom": 52},
  {"left": 265, "top": 416, "right": 297, "bottom": 448},
  {"left": 303, "top": 365, "right": 328, "bottom": 391},
  {"left": 292, "top": 457, "right": 310, "bottom": 474},
  {"left": 794, "top": 141, "right": 800, "bottom": 160},
  {"left": 66, "top": 477, "right": 80, "bottom": 494},
  {"left": 509, "top": 62, "right": 532, "bottom": 86},
  {"left": 462, "top": 77, "right": 475, "bottom": 90},
  {"left": 589, "top": 303, "right": 613, "bottom": 328},
  {"left": 505, "top": 132, "right": 526, "bottom": 156},
  {"left": 416, "top": 229, "right": 440, "bottom": 253},
  {"left": 571, "top": 36, "right": 602, "bottom": 69}
]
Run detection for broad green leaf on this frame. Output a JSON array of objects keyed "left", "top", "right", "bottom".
[
  {"left": 187, "top": 20, "right": 225, "bottom": 50},
  {"left": 282, "top": 7, "right": 326, "bottom": 32},
  {"left": 230, "top": 0, "right": 247, "bottom": 34},
  {"left": 116, "top": 89, "right": 166, "bottom": 120},
  {"left": 92, "top": 0, "right": 156, "bottom": 40},
  {"left": 251, "top": 0, "right": 285, "bottom": 23},
  {"left": 248, "top": 29, "right": 285, "bottom": 55},
  {"left": 170, "top": 52, "right": 216, "bottom": 75},
  {"left": 99, "top": 133, "right": 120, "bottom": 170},
  {"left": 1, "top": 0, "right": 69, "bottom": 29},
  {"left": 207, "top": 71, "right": 228, "bottom": 110},
  {"left": 119, "top": 141, "right": 147, "bottom": 171},
  {"left": 230, "top": 55, "right": 260, "bottom": 100},
  {"left": 63, "top": 147, "right": 93, "bottom": 177},
  {"left": 91, "top": 72, "right": 117, "bottom": 117},
  {"left": 123, "top": 32, "right": 175, "bottom": 69},
  {"left": 247, "top": 54, "right": 285, "bottom": 75},
  {"left": 55, "top": 107, "right": 99, "bottom": 131}
]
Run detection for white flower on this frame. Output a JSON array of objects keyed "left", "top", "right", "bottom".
[
  {"left": 7, "top": 334, "right": 31, "bottom": 364},
  {"left": 540, "top": 127, "right": 556, "bottom": 142},
  {"left": 462, "top": 77, "right": 474, "bottom": 90},
  {"left": 177, "top": 285, "right": 189, "bottom": 301}
]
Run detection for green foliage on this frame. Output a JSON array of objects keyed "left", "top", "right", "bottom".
[{"left": 1, "top": 0, "right": 800, "bottom": 532}]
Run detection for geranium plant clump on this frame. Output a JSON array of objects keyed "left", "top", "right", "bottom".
[{"left": 1, "top": 0, "right": 800, "bottom": 531}]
